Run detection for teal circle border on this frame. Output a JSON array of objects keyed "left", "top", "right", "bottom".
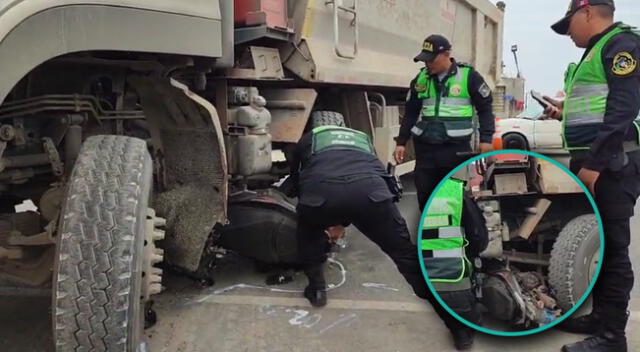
[{"left": 417, "top": 149, "right": 605, "bottom": 337}]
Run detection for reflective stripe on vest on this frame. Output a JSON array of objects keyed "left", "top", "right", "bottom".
[
  {"left": 562, "top": 24, "right": 640, "bottom": 150},
  {"left": 311, "top": 126, "right": 375, "bottom": 155},
  {"left": 419, "top": 67, "right": 474, "bottom": 119},
  {"left": 422, "top": 227, "right": 465, "bottom": 258},
  {"left": 421, "top": 178, "right": 471, "bottom": 284}
]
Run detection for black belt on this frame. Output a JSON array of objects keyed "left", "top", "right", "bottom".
[{"left": 323, "top": 174, "right": 379, "bottom": 183}]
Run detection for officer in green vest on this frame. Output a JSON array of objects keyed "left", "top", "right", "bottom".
[
  {"left": 283, "top": 115, "right": 475, "bottom": 350},
  {"left": 422, "top": 170, "right": 487, "bottom": 350},
  {"left": 546, "top": 1, "right": 640, "bottom": 351},
  {"left": 394, "top": 34, "right": 496, "bottom": 211}
]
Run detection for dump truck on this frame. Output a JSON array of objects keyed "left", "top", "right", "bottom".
[{"left": 0, "top": 0, "right": 509, "bottom": 350}]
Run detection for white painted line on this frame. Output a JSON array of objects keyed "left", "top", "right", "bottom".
[
  {"left": 190, "top": 294, "right": 434, "bottom": 313},
  {"left": 190, "top": 258, "right": 347, "bottom": 305},
  {"left": 317, "top": 313, "right": 358, "bottom": 335},
  {"left": 187, "top": 294, "right": 640, "bottom": 324},
  {"left": 362, "top": 283, "right": 400, "bottom": 292}
]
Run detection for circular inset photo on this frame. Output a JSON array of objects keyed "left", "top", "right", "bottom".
[{"left": 418, "top": 150, "right": 603, "bottom": 336}]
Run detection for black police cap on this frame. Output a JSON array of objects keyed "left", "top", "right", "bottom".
[
  {"left": 552, "top": 0, "right": 615, "bottom": 35},
  {"left": 414, "top": 35, "right": 452, "bottom": 63}
]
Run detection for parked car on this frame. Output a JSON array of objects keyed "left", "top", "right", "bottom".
[
  {"left": 495, "top": 103, "right": 640, "bottom": 154},
  {"left": 493, "top": 105, "right": 564, "bottom": 152}
]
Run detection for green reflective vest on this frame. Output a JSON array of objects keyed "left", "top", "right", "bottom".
[
  {"left": 421, "top": 178, "right": 472, "bottom": 291},
  {"left": 563, "top": 24, "right": 640, "bottom": 150},
  {"left": 311, "top": 126, "right": 375, "bottom": 155},
  {"left": 412, "top": 66, "right": 475, "bottom": 142}
]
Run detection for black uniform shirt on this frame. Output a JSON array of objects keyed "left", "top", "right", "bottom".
[
  {"left": 577, "top": 23, "right": 640, "bottom": 172},
  {"left": 396, "top": 59, "right": 496, "bottom": 168},
  {"left": 288, "top": 132, "right": 388, "bottom": 195}
]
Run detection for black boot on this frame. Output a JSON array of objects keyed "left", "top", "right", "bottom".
[
  {"left": 558, "top": 310, "right": 602, "bottom": 335},
  {"left": 561, "top": 311, "right": 628, "bottom": 352},
  {"left": 304, "top": 286, "right": 327, "bottom": 307},
  {"left": 452, "top": 328, "right": 474, "bottom": 351},
  {"left": 303, "top": 264, "right": 327, "bottom": 307},
  {"left": 561, "top": 332, "right": 627, "bottom": 352}
]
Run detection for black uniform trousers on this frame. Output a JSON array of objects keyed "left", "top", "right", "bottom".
[
  {"left": 414, "top": 141, "right": 473, "bottom": 211},
  {"left": 296, "top": 174, "right": 465, "bottom": 332},
  {"left": 571, "top": 150, "right": 640, "bottom": 330}
]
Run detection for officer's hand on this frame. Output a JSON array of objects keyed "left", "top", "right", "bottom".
[
  {"left": 577, "top": 168, "right": 600, "bottom": 196},
  {"left": 394, "top": 145, "right": 406, "bottom": 164},
  {"left": 479, "top": 143, "right": 493, "bottom": 155},
  {"left": 542, "top": 96, "right": 563, "bottom": 120}
]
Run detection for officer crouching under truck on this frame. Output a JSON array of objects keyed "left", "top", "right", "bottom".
[{"left": 280, "top": 115, "right": 484, "bottom": 350}]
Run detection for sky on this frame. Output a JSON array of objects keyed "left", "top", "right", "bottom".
[{"left": 493, "top": 0, "right": 640, "bottom": 97}]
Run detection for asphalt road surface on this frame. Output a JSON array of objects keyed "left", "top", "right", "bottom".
[{"left": 1, "top": 174, "right": 638, "bottom": 352}]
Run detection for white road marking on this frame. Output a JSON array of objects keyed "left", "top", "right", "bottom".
[
  {"left": 317, "top": 313, "right": 358, "bottom": 335},
  {"left": 191, "top": 294, "right": 434, "bottom": 313},
  {"left": 185, "top": 293, "right": 640, "bottom": 325},
  {"left": 287, "top": 309, "right": 312, "bottom": 326},
  {"left": 191, "top": 258, "right": 347, "bottom": 304},
  {"left": 362, "top": 283, "right": 400, "bottom": 292}
]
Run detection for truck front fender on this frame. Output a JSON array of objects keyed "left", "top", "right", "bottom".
[
  {"left": 0, "top": 1, "right": 223, "bottom": 103},
  {"left": 128, "top": 75, "right": 228, "bottom": 273}
]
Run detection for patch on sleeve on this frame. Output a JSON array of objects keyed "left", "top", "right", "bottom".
[
  {"left": 612, "top": 52, "right": 637, "bottom": 76},
  {"left": 478, "top": 82, "right": 492, "bottom": 98}
]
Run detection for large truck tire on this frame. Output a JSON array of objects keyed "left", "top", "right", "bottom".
[
  {"left": 548, "top": 214, "right": 600, "bottom": 311},
  {"left": 53, "top": 136, "right": 153, "bottom": 352},
  {"left": 310, "top": 111, "right": 346, "bottom": 128}
]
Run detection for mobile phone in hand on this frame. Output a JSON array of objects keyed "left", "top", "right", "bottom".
[{"left": 531, "top": 90, "right": 552, "bottom": 109}]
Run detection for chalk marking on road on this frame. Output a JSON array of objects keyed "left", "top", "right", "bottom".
[
  {"left": 286, "top": 309, "right": 310, "bottom": 325},
  {"left": 362, "top": 283, "right": 400, "bottom": 292},
  {"left": 303, "top": 313, "right": 323, "bottom": 328},
  {"left": 184, "top": 293, "right": 640, "bottom": 324},
  {"left": 191, "top": 294, "right": 434, "bottom": 313},
  {"left": 317, "top": 313, "right": 358, "bottom": 335},
  {"left": 281, "top": 308, "right": 323, "bottom": 327},
  {"left": 192, "top": 258, "right": 347, "bottom": 304}
]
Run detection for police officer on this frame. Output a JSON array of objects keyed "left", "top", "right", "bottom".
[
  {"left": 422, "top": 171, "right": 488, "bottom": 349},
  {"left": 394, "top": 34, "right": 496, "bottom": 211},
  {"left": 546, "top": 1, "right": 640, "bottom": 351},
  {"left": 284, "top": 116, "right": 477, "bottom": 350}
]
